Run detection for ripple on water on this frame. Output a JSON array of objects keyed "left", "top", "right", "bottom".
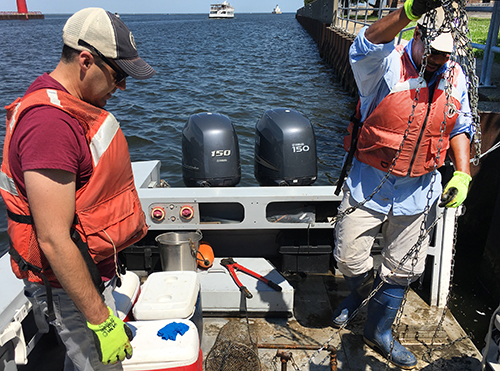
[{"left": 0, "top": 13, "right": 356, "bottom": 255}]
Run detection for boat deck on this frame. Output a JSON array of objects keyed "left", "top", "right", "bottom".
[
  {"left": 201, "top": 272, "right": 482, "bottom": 371},
  {"left": 16, "top": 270, "right": 481, "bottom": 371}
]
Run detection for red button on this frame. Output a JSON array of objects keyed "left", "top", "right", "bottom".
[
  {"left": 151, "top": 207, "right": 165, "bottom": 221},
  {"left": 180, "top": 205, "right": 194, "bottom": 220}
]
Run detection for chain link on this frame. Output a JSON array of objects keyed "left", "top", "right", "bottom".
[
  {"left": 285, "top": 2, "right": 479, "bottom": 370},
  {"left": 290, "top": 354, "right": 301, "bottom": 371},
  {"left": 421, "top": 206, "right": 470, "bottom": 362}
]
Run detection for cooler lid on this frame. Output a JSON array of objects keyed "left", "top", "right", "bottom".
[
  {"left": 133, "top": 271, "right": 199, "bottom": 320},
  {"left": 122, "top": 319, "right": 199, "bottom": 370}
]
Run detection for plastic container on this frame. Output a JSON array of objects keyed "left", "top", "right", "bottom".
[
  {"left": 156, "top": 231, "right": 202, "bottom": 271},
  {"left": 133, "top": 271, "right": 203, "bottom": 339},
  {"left": 277, "top": 230, "right": 333, "bottom": 273},
  {"left": 122, "top": 319, "right": 202, "bottom": 371},
  {"left": 113, "top": 270, "right": 141, "bottom": 321},
  {"left": 279, "top": 245, "right": 332, "bottom": 274}
]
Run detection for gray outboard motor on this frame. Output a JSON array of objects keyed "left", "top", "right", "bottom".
[
  {"left": 254, "top": 108, "right": 317, "bottom": 186},
  {"left": 182, "top": 112, "right": 241, "bottom": 187}
]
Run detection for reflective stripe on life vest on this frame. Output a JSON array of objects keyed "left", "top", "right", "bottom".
[
  {"left": 89, "top": 113, "right": 120, "bottom": 167},
  {"left": 348, "top": 45, "right": 462, "bottom": 177},
  {"left": 1, "top": 89, "right": 148, "bottom": 285},
  {"left": 0, "top": 170, "right": 18, "bottom": 196}
]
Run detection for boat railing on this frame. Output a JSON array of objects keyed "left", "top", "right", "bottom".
[
  {"left": 131, "top": 160, "right": 459, "bottom": 308},
  {"left": 335, "top": 1, "right": 500, "bottom": 87},
  {"left": 298, "top": 0, "right": 500, "bottom": 88}
]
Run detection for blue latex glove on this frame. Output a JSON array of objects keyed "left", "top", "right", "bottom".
[{"left": 157, "top": 322, "right": 190, "bottom": 341}]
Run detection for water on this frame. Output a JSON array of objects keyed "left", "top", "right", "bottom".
[
  {"left": 0, "top": 12, "right": 492, "bottom": 353},
  {"left": 0, "top": 13, "right": 356, "bottom": 256}
]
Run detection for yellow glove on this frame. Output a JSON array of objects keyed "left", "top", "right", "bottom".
[
  {"left": 439, "top": 171, "right": 472, "bottom": 208},
  {"left": 404, "top": 0, "right": 441, "bottom": 21},
  {"left": 87, "top": 307, "right": 134, "bottom": 364}
]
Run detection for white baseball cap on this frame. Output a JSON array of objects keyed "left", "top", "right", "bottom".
[
  {"left": 63, "top": 8, "right": 156, "bottom": 79},
  {"left": 417, "top": 7, "right": 454, "bottom": 54}
]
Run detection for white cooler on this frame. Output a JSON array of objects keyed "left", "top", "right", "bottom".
[
  {"left": 113, "top": 271, "right": 141, "bottom": 321},
  {"left": 122, "top": 319, "right": 202, "bottom": 371},
  {"left": 132, "top": 271, "right": 202, "bottom": 338}
]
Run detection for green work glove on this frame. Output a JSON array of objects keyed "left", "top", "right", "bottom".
[
  {"left": 439, "top": 171, "right": 472, "bottom": 208},
  {"left": 404, "top": 0, "right": 442, "bottom": 21},
  {"left": 87, "top": 307, "right": 134, "bottom": 364}
]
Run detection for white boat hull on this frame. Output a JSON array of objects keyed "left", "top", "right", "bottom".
[{"left": 208, "top": 14, "right": 234, "bottom": 19}]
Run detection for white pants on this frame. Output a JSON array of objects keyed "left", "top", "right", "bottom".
[
  {"left": 24, "top": 277, "right": 122, "bottom": 371},
  {"left": 334, "top": 190, "right": 436, "bottom": 286}
]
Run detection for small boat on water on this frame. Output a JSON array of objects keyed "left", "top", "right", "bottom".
[
  {"left": 272, "top": 5, "right": 282, "bottom": 14},
  {"left": 209, "top": 1, "right": 234, "bottom": 19}
]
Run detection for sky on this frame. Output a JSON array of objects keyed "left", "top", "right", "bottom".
[{"left": 1, "top": 0, "right": 306, "bottom": 14}]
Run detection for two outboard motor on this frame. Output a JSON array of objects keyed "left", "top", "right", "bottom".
[
  {"left": 182, "top": 109, "right": 317, "bottom": 187},
  {"left": 182, "top": 112, "right": 241, "bottom": 187},
  {"left": 254, "top": 108, "right": 317, "bottom": 186}
]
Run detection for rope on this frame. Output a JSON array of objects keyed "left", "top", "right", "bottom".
[{"left": 471, "top": 139, "right": 500, "bottom": 162}]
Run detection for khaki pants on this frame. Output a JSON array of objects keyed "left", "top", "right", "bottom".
[{"left": 334, "top": 190, "right": 436, "bottom": 286}]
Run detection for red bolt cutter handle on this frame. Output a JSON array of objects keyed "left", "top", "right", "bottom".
[
  {"left": 220, "top": 258, "right": 282, "bottom": 297},
  {"left": 231, "top": 263, "right": 282, "bottom": 292},
  {"left": 221, "top": 258, "right": 253, "bottom": 298}
]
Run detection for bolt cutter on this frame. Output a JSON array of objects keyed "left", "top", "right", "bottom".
[{"left": 220, "top": 257, "right": 282, "bottom": 299}]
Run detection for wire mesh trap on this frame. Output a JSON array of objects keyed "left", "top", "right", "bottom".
[{"left": 204, "top": 320, "right": 261, "bottom": 371}]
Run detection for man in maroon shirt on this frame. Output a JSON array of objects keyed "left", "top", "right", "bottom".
[{"left": 3, "top": 8, "right": 155, "bottom": 370}]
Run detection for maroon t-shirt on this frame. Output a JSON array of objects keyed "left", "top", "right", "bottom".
[{"left": 9, "top": 73, "right": 115, "bottom": 282}]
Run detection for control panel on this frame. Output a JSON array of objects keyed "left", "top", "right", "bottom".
[{"left": 148, "top": 203, "right": 200, "bottom": 225}]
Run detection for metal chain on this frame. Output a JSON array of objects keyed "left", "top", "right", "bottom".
[
  {"left": 387, "top": 8, "right": 450, "bottom": 368},
  {"left": 402, "top": 1, "right": 476, "bottom": 361},
  {"left": 272, "top": 353, "right": 280, "bottom": 371},
  {"left": 328, "top": 51, "right": 426, "bottom": 227},
  {"left": 291, "top": 212, "right": 444, "bottom": 370},
  {"left": 441, "top": 0, "right": 482, "bottom": 164},
  {"left": 421, "top": 206, "right": 470, "bottom": 362},
  {"left": 284, "top": 2, "right": 479, "bottom": 370},
  {"left": 290, "top": 354, "right": 301, "bottom": 371}
]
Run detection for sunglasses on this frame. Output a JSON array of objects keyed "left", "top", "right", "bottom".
[
  {"left": 78, "top": 39, "right": 128, "bottom": 84},
  {"left": 429, "top": 47, "right": 450, "bottom": 58}
]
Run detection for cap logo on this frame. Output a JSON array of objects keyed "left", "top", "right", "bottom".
[{"left": 129, "top": 32, "right": 137, "bottom": 51}]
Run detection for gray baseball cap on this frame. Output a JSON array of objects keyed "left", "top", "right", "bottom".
[{"left": 63, "top": 8, "right": 156, "bottom": 79}]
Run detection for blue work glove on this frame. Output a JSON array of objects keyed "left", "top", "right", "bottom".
[
  {"left": 87, "top": 307, "right": 134, "bottom": 364},
  {"left": 404, "top": 0, "right": 442, "bottom": 21},
  {"left": 157, "top": 322, "right": 190, "bottom": 341},
  {"left": 439, "top": 171, "right": 472, "bottom": 208}
]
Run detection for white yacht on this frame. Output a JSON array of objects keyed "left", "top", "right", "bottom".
[
  {"left": 209, "top": 1, "right": 234, "bottom": 18},
  {"left": 272, "top": 4, "right": 282, "bottom": 14}
]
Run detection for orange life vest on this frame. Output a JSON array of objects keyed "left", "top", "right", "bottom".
[
  {"left": 344, "top": 45, "right": 462, "bottom": 177},
  {"left": 0, "top": 89, "right": 148, "bottom": 285}
]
